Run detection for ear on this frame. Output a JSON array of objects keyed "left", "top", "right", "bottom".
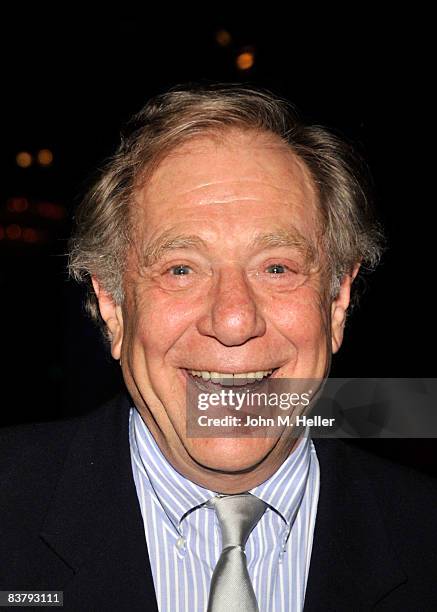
[
  {"left": 331, "top": 263, "right": 360, "bottom": 354},
  {"left": 92, "top": 277, "right": 124, "bottom": 360}
]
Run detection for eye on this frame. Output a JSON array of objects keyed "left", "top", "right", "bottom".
[
  {"left": 169, "top": 264, "right": 192, "bottom": 275},
  {"left": 266, "top": 263, "right": 288, "bottom": 274}
]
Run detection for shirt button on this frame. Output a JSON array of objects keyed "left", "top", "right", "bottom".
[{"left": 176, "top": 536, "right": 186, "bottom": 550}]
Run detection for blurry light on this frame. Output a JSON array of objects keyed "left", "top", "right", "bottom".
[
  {"left": 36, "top": 201, "right": 66, "bottom": 220},
  {"left": 16, "top": 151, "right": 33, "bottom": 168},
  {"left": 236, "top": 52, "right": 255, "bottom": 70},
  {"left": 6, "top": 224, "right": 22, "bottom": 240},
  {"left": 22, "top": 227, "right": 39, "bottom": 243},
  {"left": 0, "top": 225, "right": 4, "bottom": 240},
  {"left": 7, "top": 197, "right": 29, "bottom": 213},
  {"left": 37, "top": 149, "right": 54, "bottom": 166},
  {"left": 216, "top": 29, "right": 232, "bottom": 46}
]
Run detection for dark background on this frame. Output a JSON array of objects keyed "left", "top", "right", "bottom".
[{"left": 1, "top": 15, "right": 435, "bottom": 472}]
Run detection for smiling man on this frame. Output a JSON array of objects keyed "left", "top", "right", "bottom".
[
  {"left": 1, "top": 84, "right": 437, "bottom": 611},
  {"left": 94, "top": 126, "right": 348, "bottom": 493}
]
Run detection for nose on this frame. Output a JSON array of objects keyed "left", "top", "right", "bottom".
[{"left": 196, "top": 267, "right": 266, "bottom": 346}]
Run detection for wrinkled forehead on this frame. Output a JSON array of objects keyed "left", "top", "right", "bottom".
[
  {"left": 131, "top": 128, "right": 324, "bottom": 259},
  {"left": 140, "top": 129, "right": 318, "bottom": 206}
]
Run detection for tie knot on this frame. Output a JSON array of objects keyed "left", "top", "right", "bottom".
[{"left": 211, "top": 493, "right": 267, "bottom": 549}]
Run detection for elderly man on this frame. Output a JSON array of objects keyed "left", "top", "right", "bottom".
[{"left": 1, "top": 84, "right": 436, "bottom": 611}]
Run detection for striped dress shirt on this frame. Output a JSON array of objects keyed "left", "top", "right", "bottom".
[{"left": 129, "top": 407, "right": 320, "bottom": 612}]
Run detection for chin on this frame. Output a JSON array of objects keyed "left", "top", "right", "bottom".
[{"left": 185, "top": 436, "right": 278, "bottom": 473}]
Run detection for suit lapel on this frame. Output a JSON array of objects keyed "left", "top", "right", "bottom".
[
  {"left": 304, "top": 439, "right": 407, "bottom": 611},
  {"left": 39, "top": 394, "right": 158, "bottom": 611}
]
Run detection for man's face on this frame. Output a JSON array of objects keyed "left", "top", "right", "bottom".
[{"left": 96, "top": 129, "right": 354, "bottom": 492}]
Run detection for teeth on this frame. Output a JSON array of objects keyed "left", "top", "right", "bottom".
[{"left": 189, "top": 369, "right": 273, "bottom": 383}]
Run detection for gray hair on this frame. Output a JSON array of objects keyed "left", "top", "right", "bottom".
[{"left": 68, "top": 83, "right": 385, "bottom": 335}]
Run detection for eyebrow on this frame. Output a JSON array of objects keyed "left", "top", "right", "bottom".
[
  {"left": 140, "top": 227, "right": 318, "bottom": 268},
  {"left": 249, "top": 229, "right": 318, "bottom": 266},
  {"left": 141, "top": 232, "right": 208, "bottom": 267}
]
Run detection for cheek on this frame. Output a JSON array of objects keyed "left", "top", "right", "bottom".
[
  {"left": 127, "top": 289, "right": 201, "bottom": 358},
  {"left": 267, "top": 290, "right": 328, "bottom": 348}
]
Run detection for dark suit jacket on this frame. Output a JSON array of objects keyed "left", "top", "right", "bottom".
[{"left": 1, "top": 392, "right": 437, "bottom": 611}]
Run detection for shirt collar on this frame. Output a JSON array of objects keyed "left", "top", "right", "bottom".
[
  {"left": 250, "top": 428, "right": 312, "bottom": 527},
  {"left": 130, "top": 407, "right": 214, "bottom": 530},
  {"left": 131, "top": 406, "right": 312, "bottom": 531}
]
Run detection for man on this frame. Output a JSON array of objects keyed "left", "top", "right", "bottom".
[{"left": 1, "top": 84, "right": 436, "bottom": 611}]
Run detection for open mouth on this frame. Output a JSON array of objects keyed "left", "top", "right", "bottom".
[
  {"left": 183, "top": 368, "right": 285, "bottom": 433},
  {"left": 183, "top": 368, "right": 279, "bottom": 391}
]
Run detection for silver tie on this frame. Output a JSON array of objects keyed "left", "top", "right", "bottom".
[{"left": 207, "top": 493, "right": 267, "bottom": 612}]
